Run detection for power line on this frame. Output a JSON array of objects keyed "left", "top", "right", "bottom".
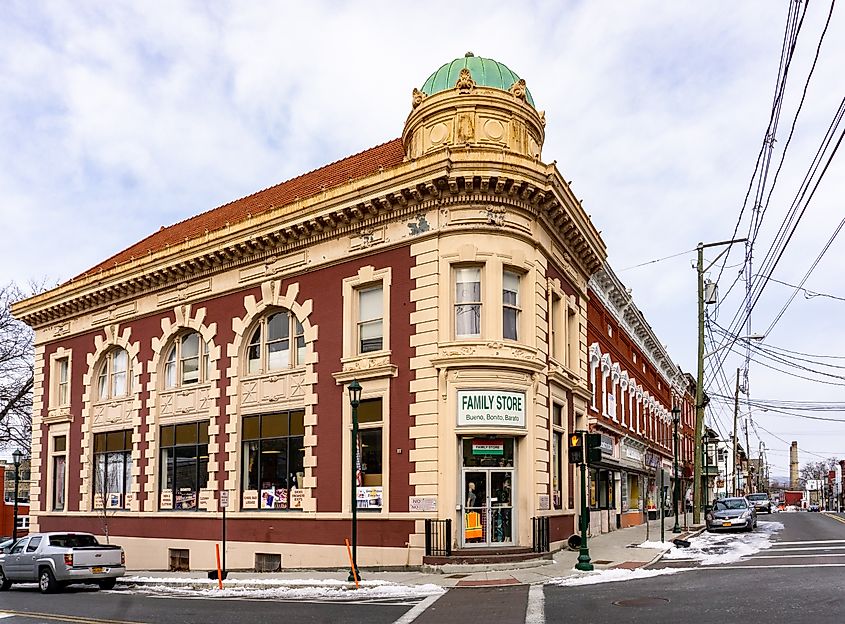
[
  {"left": 763, "top": 216, "right": 845, "bottom": 336},
  {"left": 764, "top": 275, "right": 845, "bottom": 303},
  {"left": 617, "top": 247, "right": 698, "bottom": 271}
]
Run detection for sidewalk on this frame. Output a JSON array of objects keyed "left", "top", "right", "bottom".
[{"left": 122, "top": 518, "right": 705, "bottom": 590}]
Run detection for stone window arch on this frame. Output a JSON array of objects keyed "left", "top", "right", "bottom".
[
  {"left": 164, "top": 331, "right": 211, "bottom": 388},
  {"left": 243, "top": 308, "right": 306, "bottom": 375},
  {"left": 95, "top": 347, "right": 132, "bottom": 400}
]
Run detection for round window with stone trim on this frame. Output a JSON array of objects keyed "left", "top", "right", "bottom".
[
  {"left": 245, "top": 310, "right": 306, "bottom": 375},
  {"left": 96, "top": 348, "right": 132, "bottom": 400},
  {"left": 164, "top": 332, "right": 211, "bottom": 389}
]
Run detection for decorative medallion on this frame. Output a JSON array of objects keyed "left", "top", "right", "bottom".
[
  {"left": 509, "top": 79, "right": 527, "bottom": 101},
  {"left": 412, "top": 88, "right": 427, "bottom": 109},
  {"left": 455, "top": 67, "right": 475, "bottom": 91}
]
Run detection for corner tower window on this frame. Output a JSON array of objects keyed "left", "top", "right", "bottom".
[
  {"left": 503, "top": 270, "right": 520, "bottom": 341},
  {"left": 455, "top": 267, "right": 481, "bottom": 338}
]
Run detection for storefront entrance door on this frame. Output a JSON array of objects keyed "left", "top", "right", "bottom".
[
  {"left": 461, "top": 436, "right": 516, "bottom": 547},
  {"left": 462, "top": 468, "right": 514, "bottom": 546}
]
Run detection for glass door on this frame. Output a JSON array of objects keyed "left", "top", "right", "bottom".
[
  {"left": 463, "top": 471, "right": 488, "bottom": 544},
  {"left": 489, "top": 470, "right": 513, "bottom": 544},
  {"left": 460, "top": 437, "right": 516, "bottom": 547}
]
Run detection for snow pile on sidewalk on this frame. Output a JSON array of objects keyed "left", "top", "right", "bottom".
[
  {"left": 660, "top": 520, "right": 784, "bottom": 566},
  {"left": 636, "top": 540, "right": 673, "bottom": 550},
  {"left": 548, "top": 567, "right": 689, "bottom": 587},
  {"left": 122, "top": 576, "right": 445, "bottom": 601}
]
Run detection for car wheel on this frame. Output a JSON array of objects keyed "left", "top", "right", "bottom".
[
  {"left": 0, "top": 567, "right": 12, "bottom": 591},
  {"left": 98, "top": 578, "right": 117, "bottom": 591},
  {"left": 38, "top": 568, "right": 59, "bottom": 594}
]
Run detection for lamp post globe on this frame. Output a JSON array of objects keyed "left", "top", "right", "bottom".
[
  {"left": 347, "top": 379, "right": 362, "bottom": 582},
  {"left": 671, "top": 405, "right": 682, "bottom": 534},
  {"left": 12, "top": 449, "right": 23, "bottom": 542}
]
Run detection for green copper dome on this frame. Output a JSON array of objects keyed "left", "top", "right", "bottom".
[{"left": 420, "top": 53, "right": 535, "bottom": 107}]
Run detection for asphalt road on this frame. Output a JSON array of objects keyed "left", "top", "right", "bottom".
[{"left": 1, "top": 511, "right": 843, "bottom": 624}]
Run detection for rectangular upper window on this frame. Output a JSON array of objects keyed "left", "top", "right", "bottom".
[
  {"left": 358, "top": 285, "right": 384, "bottom": 354},
  {"left": 455, "top": 267, "right": 482, "bottom": 338},
  {"left": 56, "top": 357, "right": 69, "bottom": 406},
  {"left": 502, "top": 270, "right": 520, "bottom": 341}
]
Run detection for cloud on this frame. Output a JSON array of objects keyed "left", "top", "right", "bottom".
[{"left": 0, "top": 1, "right": 842, "bottom": 463}]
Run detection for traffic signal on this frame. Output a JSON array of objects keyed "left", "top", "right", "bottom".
[
  {"left": 586, "top": 433, "right": 602, "bottom": 464},
  {"left": 568, "top": 432, "right": 584, "bottom": 464}
]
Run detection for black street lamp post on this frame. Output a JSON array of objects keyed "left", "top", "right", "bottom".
[
  {"left": 672, "top": 405, "right": 682, "bottom": 534},
  {"left": 348, "top": 379, "right": 362, "bottom": 582},
  {"left": 12, "top": 449, "right": 23, "bottom": 542}
]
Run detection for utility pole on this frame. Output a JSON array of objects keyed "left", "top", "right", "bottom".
[
  {"left": 745, "top": 415, "right": 752, "bottom": 493},
  {"left": 693, "top": 238, "right": 746, "bottom": 525},
  {"left": 732, "top": 368, "right": 740, "bottom": 497}
]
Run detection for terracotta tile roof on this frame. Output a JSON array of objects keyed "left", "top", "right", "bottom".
[{"left": 80, "top": 138, "right": 406, "bottom": 278}]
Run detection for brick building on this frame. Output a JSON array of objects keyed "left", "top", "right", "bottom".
[{"left": 13, "top": 54, "right": 689, "bottom": 570}]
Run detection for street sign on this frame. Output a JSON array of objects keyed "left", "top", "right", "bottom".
[{"left": 220, "top": 491, "right": 230, "bottom": 509}]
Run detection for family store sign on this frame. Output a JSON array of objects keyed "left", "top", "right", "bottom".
[{"left": 457, "top": 390, "right": 526, "bottom": 428}]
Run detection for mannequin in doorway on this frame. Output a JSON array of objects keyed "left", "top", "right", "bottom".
[{"left": 466, "top": 481, "right": 478, "bottom": 508}]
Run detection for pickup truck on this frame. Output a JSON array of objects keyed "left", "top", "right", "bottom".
[{"left": 0, "top": 532, "right": 125, "bottom": 593}]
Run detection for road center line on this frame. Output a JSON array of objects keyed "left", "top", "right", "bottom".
[
  {"left": 392, "top": 593, "right": 443, "bottom": 624},
  {"left": 748, "top": 553, "right": 845, "bottom": 559}
]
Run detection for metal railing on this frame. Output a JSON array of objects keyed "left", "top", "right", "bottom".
[
  {"left": 532, "top": 516, "right": 550, "bottom": 553},
  {"left": 424, "top": 519, "right": 452, "bottom": 557}
]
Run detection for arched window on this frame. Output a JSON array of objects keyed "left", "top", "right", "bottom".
[
  {"left": 164, "top": 332, "right": 210, "bottom": 388},
  {"left": 246, "top": 310, "right": 305, "bottom": 374},
  {"left": 96, "top": 348, "right": 131, "bottom": 400}
]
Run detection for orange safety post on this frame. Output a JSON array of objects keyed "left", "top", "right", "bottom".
[
  {"left": 215, "top": 543, "right": 223, "bottom": 590},
  {"left": 344, "top": 538, "right": 359, "bottom": 588}
]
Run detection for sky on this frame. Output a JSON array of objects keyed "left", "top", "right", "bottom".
[{"left": 1, "top": 1, "right": 843, "bottom": 478}]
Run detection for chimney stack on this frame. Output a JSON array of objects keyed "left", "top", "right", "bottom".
[{"left": 790, "top": 441, "right": 799, "bottom": 489}]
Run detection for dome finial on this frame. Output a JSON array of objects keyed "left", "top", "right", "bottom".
[{"left": 465, "top": 51, "right": 474, "bottom": 57}]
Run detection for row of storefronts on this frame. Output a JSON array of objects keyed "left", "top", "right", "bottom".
[{"left": 14, "top": 53, "right": 693, "bottom": 570}]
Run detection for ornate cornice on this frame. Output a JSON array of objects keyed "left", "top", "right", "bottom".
[
  {"left": 589, "top": 263, "right": 685, "bottom": 390},
  {"left": 14, "top": 148, "right": 606, "bottom": 329}
]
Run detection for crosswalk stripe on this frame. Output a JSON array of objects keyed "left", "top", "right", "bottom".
[
  {"left": 772, "top": 539, "right": 845, "bottom": 546},
  {"left": 767, "top": 545, "right": 845, "bottom": 552},
  {"left": 525, "top": 584, "right": 545, "bottom": 624},
  {"left": 701, "top": 563, "right": 845, "bottom": 570},
  {"left": 392, "top": 593, "right": 443, "bottom": 624}
]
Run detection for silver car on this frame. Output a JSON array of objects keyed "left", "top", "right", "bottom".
[
  {"left": 0, "top": 532, "right": 125, "bottom": 593},
  {"left": 707, "top": 497, "right": 757, "bottom": 532}
]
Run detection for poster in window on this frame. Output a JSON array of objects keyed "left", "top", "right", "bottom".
[
  {"left": 260, "top": 489, "right": 276, "bottom": 509},
  {"left": 176, "top": 488, "right": 196, "bottom": 510},
  {"left": 198, "top": 489, "right": 213, "bottom": 511},
  {"left": 242, "top": 489, "right": 259, "bottom": 509},
  {"left": 160, "top": 490, "right": 173, "bottom": 510},
  {"left": 356, "top": 486, "right": 383, "bottom": 509},
  {"left": 93, "top": 493, "right": 105, "bottom": 509},
  {"left": 274, "top": 488, "right": 288, "bottom": 509},
  {"left": 124, "top": 492, "right": 135, "bottom": 510},
  {"left": 290, "top": 487, "right": 305, "bottom": 509},
  {"left": 107, "top": 493, "right": 122, "bottom": 509}
]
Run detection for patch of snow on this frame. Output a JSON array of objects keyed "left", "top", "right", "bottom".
[
  {"left": 637, "top": 540, "right": 673, "bottom": 550},
  {"left": 120, "top": 577, "right": 445, "bottom": 601},
  {"left": 661, "top": 520, "right": 784, "bottom": 566},
  {"left": 549, "top": 567, "right": 690, "bottom": 586}
]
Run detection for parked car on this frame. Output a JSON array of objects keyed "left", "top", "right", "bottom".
[
  {"left": 706, "top": 497, "right": 757, "bottom": 532},
  {"left": 808, "top": 503, "right": 821, "bottom": 512},
  {"left": 0, "top": 532, "right": 125, "bottom": 593},
  {"left": 747, "top": 492, "right": 773, "bottom": 514}
]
